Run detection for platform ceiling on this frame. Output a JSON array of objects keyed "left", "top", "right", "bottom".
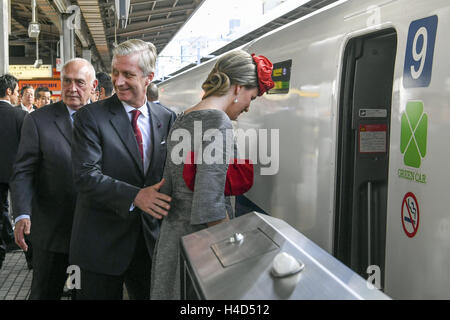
[
  {"left": 10, "top": 0, "right": 205, "bottom": 71},
  {"left": 9, "top": 0, "right": 337, "bottom": 72}
]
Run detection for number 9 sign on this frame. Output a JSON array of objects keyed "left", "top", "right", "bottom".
[{"left": 403, "top": 15, "right": 438, "bottom": 88}]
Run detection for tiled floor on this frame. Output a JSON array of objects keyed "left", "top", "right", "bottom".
[
  {"left": 0, "top": 250, "right": 129, "bottom": 300},
  {"left": 0, "top": 250, "right": 32, "bottom": 300}
]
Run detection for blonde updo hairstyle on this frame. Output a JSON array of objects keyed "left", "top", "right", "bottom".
[{"left": 202, "top": 50, "right": 258, "bottom": 99}]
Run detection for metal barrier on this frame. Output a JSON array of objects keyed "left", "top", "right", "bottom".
[{"left": 180, "top": 211, "right": 390, "bottom": 300}]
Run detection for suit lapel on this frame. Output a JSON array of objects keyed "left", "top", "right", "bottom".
[
  {"left": 53, "top": 102, "right": 73, "bottom": 146},
  {"left": 146, "top": 102, "right": 163, "bottom": 181},
  {"left": 109, "top": 95, "right": 144, "bottom": 175}
]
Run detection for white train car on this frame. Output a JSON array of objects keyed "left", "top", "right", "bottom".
[{"left": 158, "top": 0, "right": 450, "bottom": 299}]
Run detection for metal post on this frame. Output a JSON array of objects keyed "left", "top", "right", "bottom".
[
  {"left": 36, "top": 36, "right": 39, "bottom": 61},
  {"left": 367, "top": 181, "right": 372, "bottom": 268},
  {"left": 61, "top": 14, "right": 75, "bottom": 65},
  {"left": 82, "top": 48, "right": 91, "bottom": 63},
  {"left": 59, "top": 35, "right": 64, "bottom": 66},
  {"left": 31, "top": 0, "right": 37, "bottom": 22},
  {"left": 0, "top": 0, "right": 9, "bottom": 74}
]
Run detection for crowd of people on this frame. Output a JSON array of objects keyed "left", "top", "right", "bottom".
[{"left": 0, "top": 39, "right": 274, "bottom": 300}]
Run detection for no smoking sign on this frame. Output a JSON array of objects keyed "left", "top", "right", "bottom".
[{"left": 401, "top": 192, "right": 420, "bottom": 238}]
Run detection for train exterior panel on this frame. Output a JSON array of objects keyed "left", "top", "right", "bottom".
[{"left": 158, "top": 0, "right": 450, "bottom": 299}]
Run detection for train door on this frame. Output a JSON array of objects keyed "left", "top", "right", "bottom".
[{"left": 334, "top": 29, "right": 397, "bottom": 288}]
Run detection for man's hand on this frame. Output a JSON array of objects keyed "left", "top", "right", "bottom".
[
  {"left": 134, "top": 179, "right": 172, "bottom": 219},
  {"left": 14, "top": 218, "right": 31, "bottom": 251}
]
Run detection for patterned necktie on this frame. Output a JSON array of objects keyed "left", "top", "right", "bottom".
[
  {"left": 130, "top": 109, "right": 144, "bottom": 164},
  {"left": 70, "top": 112, "right": 76, "bottom": 126}
]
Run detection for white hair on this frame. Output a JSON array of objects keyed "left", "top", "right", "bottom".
[
  {"left": 61, "top": 58, "right": 96, "bottom": 85},
  {"left": 112, "top": 39, "right": 157, "bottom": 76}
]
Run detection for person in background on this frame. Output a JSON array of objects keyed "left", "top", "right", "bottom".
[
  {"left": 150, "top": 50, "right": 274, "bottom": 299},
  {"left": 10, "top": 58, "right": 97, "bottom": 300},
  {"left": 146, "top": 82, "right": 160, "bottom": 103},
  {"left": 69, "top": 39, "right": 176, "bottom": 300},
  {"left": 146, "top": 82, "right": 175, "bottom": 116},
  {"left": 95, "top": 72, "right": 114, "bottom": 101},
  {"left": 35, "top": 87, "right": 52, "bottom": 109},
  {"left": 14, "top": 86, "right": 37, "bottom": 268},
  {"left": 0, "top": 74, "right": 25, "bottom": 270},
  {"left": 17, "top": 86, "right": 36, "bottom": 113},
  {"left": 89, "top": 90, "right": 98, "bottom": 103}
]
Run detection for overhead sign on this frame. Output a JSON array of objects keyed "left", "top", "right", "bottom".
[
  {"left": 56, "top": 58, "right": 62, "bottom": 72},
  {"left": 18, "top": 79, "right": 61, "bottom": 93},
  {"left": 9, "top": 65, "right": 53, "bottom": 79},
  {"left": 401, "top": 192, "right": 420, "bottom": 238}
]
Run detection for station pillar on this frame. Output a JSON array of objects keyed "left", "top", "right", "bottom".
[
  {"left": 82, "top": 49, "right": 91, "bottom": 63},
  {"left": 0, "top": 0, "right": 9, "bottom": 74},
  {"left": 60, "top": 14, "right": 75, "bottom": 65}
]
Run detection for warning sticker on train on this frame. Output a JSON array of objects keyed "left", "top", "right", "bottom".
[
  {"left": 359, "top": 124, "right": 387, "bottom": 153},
  {"left": 401, "top": 192, "right": 420, "bottom": 238}
]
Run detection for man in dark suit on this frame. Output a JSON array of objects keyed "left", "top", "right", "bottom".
[
  {"left": 14, "top": 85, "right": 37, "bottom": 269},
  {"left": 10, "top": 58, "right": 97, "bottom": 299},
  {"left": 70, "top": 39, "right": 175, "bottom": 300},
  {"left": 0, "top": 74, "right": 24, "bottom": 269}
]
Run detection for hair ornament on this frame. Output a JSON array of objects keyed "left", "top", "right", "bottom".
[{"left": 251, "top": 53, "right": 275, "bottom": 96}]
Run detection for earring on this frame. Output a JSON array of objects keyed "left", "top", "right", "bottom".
[{"left": 234, "top": 98, "right": 238, "bottom": 103}]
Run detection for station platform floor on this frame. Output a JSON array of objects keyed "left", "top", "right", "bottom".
[
  {"left": 0, "top": 249, "right": 130, "bottom": 300},
  {"left": 0, "top": 250, "right": 33, "bottom": 300}
]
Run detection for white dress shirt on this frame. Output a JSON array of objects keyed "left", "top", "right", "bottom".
[
  {"left": 20, "top": 103, "right": 35, "bottom": 113},
  {"left": 121, "top": 100, "right": 152, "bottom": 174},
  {"left": 120, "top": 100, "right": 153, "bottom": 212},
  {"left": 0, "top": 99, "right": 13, "bottom": 106}
]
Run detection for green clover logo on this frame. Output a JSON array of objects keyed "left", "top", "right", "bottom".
[{"left": 400, "top": 101, "right": 428, "bottom": 168}]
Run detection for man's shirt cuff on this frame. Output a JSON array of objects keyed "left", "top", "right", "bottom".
[{"left": 15, "top": 214, "right": 30, "bottom": 224}]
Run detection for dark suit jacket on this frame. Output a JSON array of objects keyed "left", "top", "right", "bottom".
[
  {"left": 70, "top": 94, "right": 176, "bottom": 275},
  {"left": 0, "top": 101, "right": 26, "bottom": 183},
  {"left": 10, "top": 101, "right": 77, "bottom": 253},
  {"left": 15, "top": 104, "right": 37, "bottom": 112}
]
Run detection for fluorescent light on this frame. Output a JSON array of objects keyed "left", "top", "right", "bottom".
[{"left": 53, "top": 0, "right": 67, "bottom": 13}]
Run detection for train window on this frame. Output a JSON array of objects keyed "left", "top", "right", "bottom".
[{"left": 334, "top": 29, "right": 397, "bottom": 290}]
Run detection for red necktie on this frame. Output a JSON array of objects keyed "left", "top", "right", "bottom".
[{"left": 130, "top": 110, "right": 144, "bottom": 164}]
